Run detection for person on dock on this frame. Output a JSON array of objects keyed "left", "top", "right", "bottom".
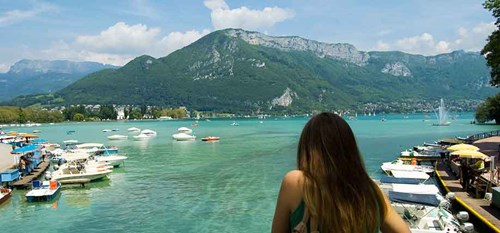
[
  {"left": 460, "top": 159, "right": 470, "bottom": 191},
  {"left": 271, "top": 112, "right": 410, "bottom": 233}
]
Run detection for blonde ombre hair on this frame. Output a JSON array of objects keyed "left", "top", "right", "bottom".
[{"left": 297, "top": 112, "right": 387, "bottom": 233}]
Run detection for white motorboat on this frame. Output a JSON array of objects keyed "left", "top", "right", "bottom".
[
  {"left": 381, "top": 160, "right": 434, "bottom": 174},
  {"left": 133, "top": 133, "right": 150, "bottom": 141},
  {"left": 389, "top": 192, "right": 473, "bottom": 233},
  {"left": 379, "top": 183, "right": 440, "bottom": 195},
  {"left": 390, "top": 170, "right": 430, "bottom": 181},
  {"left": 63, "top": 139, "right": 78, "bottom": 145},
  {"left": 230, "top": 121, "right": 239, "bottom": 126},
  {"left": 51, "top": 163, "right": 112, "bottom": 182},
  {"left": 107, "top": 134, "right": 128, "bottom": 140},
  {"left": 177, "top": 127, "right": 193, "bottom": 134},
  {"left": 102, "top": 129, "right": 111, "bottom": 132},
  {"left": 141, "top": 129, "right": 157, "bottom": 136},
  {"left": 128, "top": 127, "right": 141, "bottom": 132},
  {"left": 172, "top": 133, "right": 196, "bottom": 141}
]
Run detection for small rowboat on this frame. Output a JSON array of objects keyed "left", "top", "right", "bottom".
[
  {"left": 0, "top": 187, "right": 12, "bottom": 205},
  {"left": 201, "top": 136, "right": 220, "bottom": 142}
]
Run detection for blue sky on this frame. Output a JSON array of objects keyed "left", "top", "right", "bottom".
[{"left": 0, "top": 0, "right": 495, "bottom": 72}]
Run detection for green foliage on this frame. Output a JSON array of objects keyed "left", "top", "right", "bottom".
[
  {"left": 0, "top": 106, "right": 63, "bottom": 123},
  {"left": 482, "top": 0, "right": 500, "bottom": 86},
  {"left": 72, "top": 113, "right": 85, "bottom": 121},
  {"left": 99, "top": 104, "right": 117, "bottom": 120},
  {"left": 475, "top": 93, "right": 500, "bottom": 124}
]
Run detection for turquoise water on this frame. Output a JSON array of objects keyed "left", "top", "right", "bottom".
[{"left": 0, "top": 114, "right": 498, "bottom": 233}]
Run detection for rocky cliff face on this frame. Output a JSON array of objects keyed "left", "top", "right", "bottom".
[
  {"left": 381, "top": 62, "right": 412, "bottom": 77},
  {"left": 225, "top": 29, "right": 369, "bottom": 66}
]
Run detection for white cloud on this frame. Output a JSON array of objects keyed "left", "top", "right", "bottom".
[
  {"left": 0, "top": 2, "right": 57, "bottom": 27},
  {"left": 374, "top": 22, "right": 496, "bottom": 55},
  {"left": 161, "top": 29, "right": 211, "bottom": 55},
  {"left": 42, "top": 22, "right": 210, "bottom": 66},
  {"left": 0, "top": 64, "right": 9, "bottom": 73},
  {"left": 374, "top": 41, "right": 390, "bottom": 51},
  {"left": 204, "top": 0, "right": 295, "bottom": 31}
]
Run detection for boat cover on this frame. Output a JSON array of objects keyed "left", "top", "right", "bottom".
[
  {"left": 391, "top": 184, "right": 439, "bottom": 195},
  {"left": 388, "top": 191, "right": 440, "bottom": 206},
  {"left": 391, "top": 170, "right": 429, "bottom": 180},
  {"left": 380, "top": 176, "right": 421, "bottom": 184}
]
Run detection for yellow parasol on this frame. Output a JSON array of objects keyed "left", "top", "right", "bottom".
[
  {"left": 447, "top": 144, "right": 479, "bottom": 152},
  {"left": 18, "top": 133, "right": 39, "bottom": 138},
  {"left": 7, "top": 131, "right": 17, "bottom": 136},
  {"left": 450, "top": 150, "right": 488, "bottom": 159}
]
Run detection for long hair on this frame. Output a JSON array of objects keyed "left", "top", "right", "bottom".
[{"left": 297, "top": 112, "right": 387, "bottom": 233}]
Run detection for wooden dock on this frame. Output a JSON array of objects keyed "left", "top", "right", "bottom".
[
  {"left": 435, "top": 162, "right": 500, "bottom": 232},
  {"left": 12, "top": 159, "right": 50, "bottom": 189}
]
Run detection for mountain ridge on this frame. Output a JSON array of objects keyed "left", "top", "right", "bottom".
[{"left": 8, "top": 29, "right": 498, "bottom": 113}]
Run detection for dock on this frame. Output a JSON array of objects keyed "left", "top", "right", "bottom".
[
  {"left": 12, "top": 159, "right": 50, "bottom": 189},
  {"left": 435, "top": 163, "right": 500, "bottom": 232}
]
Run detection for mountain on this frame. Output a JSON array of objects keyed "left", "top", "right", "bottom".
[
  {"left": 0, "top": 59, "right": 117, "bottom": 101},
  {"left": 9, "top": 29, "right": 499, "bottom": 113}
]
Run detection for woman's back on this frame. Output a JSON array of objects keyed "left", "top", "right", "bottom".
[{"left": 271, "top": 112, "right": 410, "bottom": 233}]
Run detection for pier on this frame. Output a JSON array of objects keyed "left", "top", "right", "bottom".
[
  {"left": 435, "top": 134, "right": 500, "bottom": 232},
  {"left": 12, "top": 159, "right": 50, "bottom": 189},
  {"left": 436, "top": 162, "right": 500, "bottom": 232}
]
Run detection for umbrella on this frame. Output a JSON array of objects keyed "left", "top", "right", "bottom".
[
  {"left": 447, "top": 144, "right": 479, "bottom": 152},
  {"left": 18, "top": 133, "right": 38, "bottom": 138},
  {"left": 450, "top": 150, "right": 488, "bottom": 159}
]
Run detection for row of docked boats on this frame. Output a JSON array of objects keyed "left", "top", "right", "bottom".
[{"left": 377, "top": 144, "right": 475, "bottom": 232}]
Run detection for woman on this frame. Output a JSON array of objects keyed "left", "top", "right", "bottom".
[{"left": 271, "top": 112, "right": 409, "bottom": 233}]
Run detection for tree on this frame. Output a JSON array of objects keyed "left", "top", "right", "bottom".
[
  {"left": 482, "top": 0, "right": 500, "bottom": 86},
  {"left": 72, "top": 113, "right": 85, "bottom": 121},
  {"left": 475, "top": 93, "right": 500, "bottom": 124},
  {"left": 18, "top": 107, "right": 27, "bottom": 124}
]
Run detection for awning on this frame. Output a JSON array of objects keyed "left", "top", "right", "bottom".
[
  {"left": 450, "top": 150, "right": 488, "bottom": 159},
  {"left": 447, "top": 143, "right": 479, "bottom": 152},
  {"left": 11, "top": 144, "right": 40, "bottom": 154}
]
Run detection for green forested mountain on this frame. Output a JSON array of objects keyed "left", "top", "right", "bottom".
[{"left": 9, "top": 29, "right": 498, "bottom": 113}]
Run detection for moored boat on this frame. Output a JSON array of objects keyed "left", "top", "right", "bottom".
[
  {"left": 172, "top": 133, "right": 196, "bottom": 141},
  {"left": 25, "top": 180, "right": 61, "bottom": 202},
  {"left": 177, "top": 127, "right": 193, "bottom": 134},
  {"left": 133, "top": 133, "right": 150, "bottom": 141},
  {"left": 201, "top": 136, "right": 220, "bottom": 142},
  {"left": 128, "top": 127, "right": 141, "bottom": 132},
  {"left": 107, "top": 134, "right": 128, "bottom": 140},
  {"left": 381, "top": 160, "right": 434, "bottom": 174},
  {"left": 0, "top": 187, "right": 12, "bottom": 205},
  {"left": 141, "top": 129, "right": 157, "bottom": 136}
]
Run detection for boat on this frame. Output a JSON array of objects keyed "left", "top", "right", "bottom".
[
  {"left": 0, "top": 187, "right": 12, "bottom": 204},
  {"left": 33, "top": 129, "right": 41, "bottom": 133},
  {"left": 51, "top": 163, "right": 112, "bottom": 182},
  {"left": 381, "top": 160, "right": 434, "bottom": 174},
  {"left": 140, "top": 129, "right": 157, "bottom": 136},
  {"left": 107, "top": 134, "right": 128, "bottom": 140},
  {"left": 379, "top": 183, "right": 440, "bottom": 195},
  {"left": 63, "top": 139, "right": 79, "bottom": 146},
  {"left": 201, "top": 136, "right": 220, "bottom": 142},
  {"left": 102, "top": 129, "right": 111, "bottom": 132},
  {"left": 127, "top": 127, "right": 141, "bottom": 132},
  {"left": 390, "top": 170, "right": 430, "bottom": 181},
  {"left": 177, "top": 127, "right": 193, "bottom": 134},
  {"left": 133, "top": 133, "right": 150, "bottom": 141},
  {"left": 389, "top": 191, "right": 473, "bottom": 233},
  {"left": 230, "top": 121, "right": 239, "bottom": 126},
  {"left": 66, "top": 130, "right": 76, "bottom": 135},
  {"left": 25, "top": 180, "right": 61, "bottom": 202},
  {"left": 172, "top": 133, "right": 196, "bottom": 141},
  {"left": 432, "top": 98, "right": 451, "bottom": 126},
  {"left": 111, "top": 129, "right": 119, "bottom": 131},
  {"left": 158, "top": 116, "right": 173, "bottom": 120}
]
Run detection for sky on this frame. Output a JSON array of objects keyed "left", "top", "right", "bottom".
[{"left": 0, "top": 0, "right": 496, "bottom": 72}]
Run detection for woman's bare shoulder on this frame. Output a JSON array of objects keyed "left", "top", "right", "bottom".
[{"left": 283, "top": 170, "right": 304, "bottom": 187}]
